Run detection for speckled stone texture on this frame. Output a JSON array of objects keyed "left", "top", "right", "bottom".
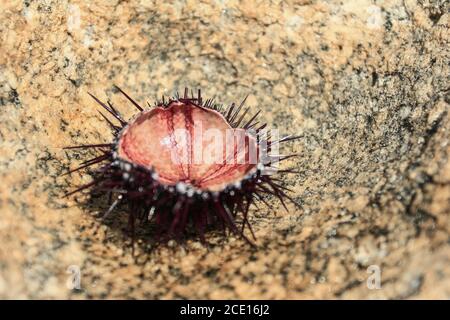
[{"left": 0, "top": 0, "right": 449, "bottom": 299}]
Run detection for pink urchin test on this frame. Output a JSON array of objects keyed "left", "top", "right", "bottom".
[{"left": 64, "top": 87, "right": 300, "bottom": 246}]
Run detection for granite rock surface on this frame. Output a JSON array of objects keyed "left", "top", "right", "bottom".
[{"left": 0, "top": 0, "right": 449, "bottom": 299}]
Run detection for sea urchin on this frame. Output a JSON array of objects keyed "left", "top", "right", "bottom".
[{"left": 64, "top": 87, "right": 299, "bottom": 246}]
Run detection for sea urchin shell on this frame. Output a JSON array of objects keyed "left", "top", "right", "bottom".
[{"left": 64, "top": 87, "right": 299, "bottom": 246}]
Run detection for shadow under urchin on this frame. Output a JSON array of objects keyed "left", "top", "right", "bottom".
[{"left": 64, "top": 86, "right": 300, "bottom": 247}]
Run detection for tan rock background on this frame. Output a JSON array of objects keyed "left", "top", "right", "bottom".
[{"left": 0, "top": 0, "right": 448, "bottom": 299}]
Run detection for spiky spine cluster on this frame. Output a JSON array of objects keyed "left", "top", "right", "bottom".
[{"left": 64, "top": 87, "right": 299, "bottom": 246}]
